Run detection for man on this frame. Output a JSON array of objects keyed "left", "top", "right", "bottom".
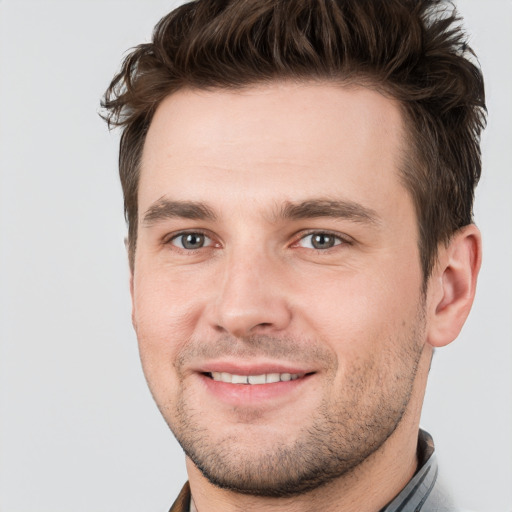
[{"left": 102, "top": 0, "right": 486, "bottom": 510}]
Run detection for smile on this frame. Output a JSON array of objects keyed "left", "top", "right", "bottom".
[{"left": 208, "top": 372, "right": 305, "bottom": 384}]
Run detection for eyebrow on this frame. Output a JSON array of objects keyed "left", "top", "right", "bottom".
[
  {"left": 142, "top": 197, "right": 217, "bottom": 225},
  {"left": 142, "top": 196, "right": 379, "bottom": 226},
  {"left": 276, "top": 199, "right": 379, "bottom": 225}
]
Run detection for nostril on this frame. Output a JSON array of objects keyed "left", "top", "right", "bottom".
[{"left": 210, "top": 295, "right": 293, "bottom": 338}]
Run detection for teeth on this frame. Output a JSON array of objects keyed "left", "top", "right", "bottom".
[
  {"left": 248, "top": 374, "right": 266, "bottom": 384},
  {"left": 210, "top": 372, "right": 304, "bottom": 384},
  {"left": 232, "top": 374, "right": 248, "bottom": 384}
]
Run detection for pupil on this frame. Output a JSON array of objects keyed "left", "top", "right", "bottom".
[
  {"left": 183, "top": 233, "right": 204, "bottom": 249},
  {"left": 313, "top": 234, "right": 333, "bottom": 249}
]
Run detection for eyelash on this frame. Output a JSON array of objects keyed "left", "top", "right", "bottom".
[
  {"left": 165, "top": 230, "right": 217, "bottom": 251},
  {"left": 164, "top": 230, "right": 351, "bottom": 252},
  {"left": 291, "top": 230, "right": 351, "bottom": 251}
]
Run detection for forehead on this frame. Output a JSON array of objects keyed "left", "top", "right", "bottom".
[{"left": 139, "top": 82, "right": 406, "bottom": 211}]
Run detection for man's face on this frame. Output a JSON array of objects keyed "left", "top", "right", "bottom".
[{"left": 132, "top": 83, "right": 431, "bottom": 496}]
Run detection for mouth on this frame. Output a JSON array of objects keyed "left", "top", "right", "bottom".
[
  {"left": 194, "top": 358, "right": 317, "bottom": 407},
  {"left": 205, "top": 371, "right": 307, "bottom": 384},
  {"left": 198, "top": 367, "right": 315, "bottom": 406}
]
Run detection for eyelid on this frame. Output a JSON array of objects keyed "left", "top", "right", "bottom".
[
  {"left": 163, "top": 229, "right": 219, "bottom": 249},
  {"left": 161, "top": 228, "right": 351, "bottom": 250},
  {"left": 292, "top": 229, "right": 353, "bottom": 249}
]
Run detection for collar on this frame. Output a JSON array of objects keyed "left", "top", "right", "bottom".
[{"left": 379, "top": 429, "right": 441, "bottom": 511}]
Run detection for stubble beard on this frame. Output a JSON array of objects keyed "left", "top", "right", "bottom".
[{"left": 156, "top": 312, "right": 426, "bottom": 498}]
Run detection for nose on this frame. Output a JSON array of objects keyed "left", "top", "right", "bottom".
[{"left": 208, "top": 249, "right": 292, "bottom": 338}]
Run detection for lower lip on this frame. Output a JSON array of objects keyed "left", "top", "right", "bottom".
[{"left": 199, "top": 373, "right": 313, "bottom": 406}]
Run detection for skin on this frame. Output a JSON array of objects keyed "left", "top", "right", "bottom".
[{"left": 131, "top": 82, "right": 481, "bottom": 512}]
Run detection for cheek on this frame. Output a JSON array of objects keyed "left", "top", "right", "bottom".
[
  {"left": 293, "top": 264, "right": 423, "bottom": 355},
  {"left": 133, "top": 266, "right": 206, "bottom": 335},
  {"left": 132, "top": 271, "right": 205, "bottom": 387}
]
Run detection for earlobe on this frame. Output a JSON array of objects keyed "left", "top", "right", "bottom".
[{"left": 427, "top": 224, "right": 482, "bottom": 348}]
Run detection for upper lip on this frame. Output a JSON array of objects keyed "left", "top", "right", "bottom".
[{"left": 196, "top": 361, "right": 315, "bottom": 376}]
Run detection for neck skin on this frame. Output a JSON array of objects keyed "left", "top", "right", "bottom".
[{"left": 186, "top": 346, "right": 432, "bottom": 512}]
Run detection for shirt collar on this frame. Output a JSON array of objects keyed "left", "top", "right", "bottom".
[{"left": 379, "top": 429, "right": 439, "bottom": 511}]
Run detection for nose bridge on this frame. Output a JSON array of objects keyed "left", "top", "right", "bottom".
[{"left": 212, "top": 241, "right": 291, "bottom": 337}]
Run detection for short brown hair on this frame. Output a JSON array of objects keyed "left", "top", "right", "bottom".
[{"left": 102, "top": 0, "right": 486, "bottom": 279}]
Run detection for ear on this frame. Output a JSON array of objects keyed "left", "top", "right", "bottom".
[
  {"left": 130, "top": 272, "right": 137, "bottom": 331},
  {"left": 426, "top": 224, "right": 482, "bottom": 348},
  {"left": 125, "top": 236, "right": 138, "bottom": 330}
]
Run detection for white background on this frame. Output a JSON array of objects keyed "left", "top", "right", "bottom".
[{"left": 0, "top": 1, "right": 510, "bottom": 511}]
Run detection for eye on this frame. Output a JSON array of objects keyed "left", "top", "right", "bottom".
[
  {"left": 170, "top": 232, "right": 213, "bottom": 250},
  {"left": 297, "top": 232, "right": 344, "bottom": 250}
]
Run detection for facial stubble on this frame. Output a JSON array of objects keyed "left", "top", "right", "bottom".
[{"left": 155, "top": 312, "right": 426, "bottom": 498}]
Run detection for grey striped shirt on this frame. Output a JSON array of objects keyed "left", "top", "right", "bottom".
[{"left": 380, "top": 429, "right": 457, "bottom": 511}]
